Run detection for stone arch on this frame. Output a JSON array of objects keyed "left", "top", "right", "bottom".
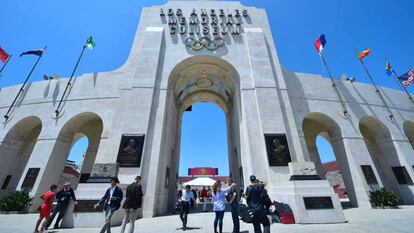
[
  {"left": 168, "top": 55, "right": 240, "bottom": 116},
  {"left": 302, "top": 112, "right": 358, "bottom": 206},
  {"left": 38, "top": 112, "right": 103, "bottom": 192},
  {"left": 0, "top": 116, "right": 42, "bottom": 195},
  {"left": 148, "top": 55, "right": 243, "bottom": 215},
  {"left": 359, "top": 116, "right": 403, "bottom": 200},
  {"left": 403, "top": 121, "right": 414, "bottom": 150}
]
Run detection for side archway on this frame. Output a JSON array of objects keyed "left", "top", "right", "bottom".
[
  {"left": 0, "top": 116, "right": 42, "bottom": 195},
  {"left": 39, "top": 112, "right": 103, "bottom": 191},
  {"left": 302, "top": 112, "right": 358, "bottom": 206},
  {"left": 403, "top": 121, "right": 414, "bottom": 150},
  {"left": 359, "top": 116, "right": 405, "bottom": 200}
]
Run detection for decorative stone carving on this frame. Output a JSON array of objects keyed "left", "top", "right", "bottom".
[
  {"left": 196, "top": 78, "right": 212, "bottom": 88},
  {"left": 87, "top": 163, "right": 119, "bottom": 183},
  {"left": 289, "top": 162, "right": 317, "bottom": 176}
]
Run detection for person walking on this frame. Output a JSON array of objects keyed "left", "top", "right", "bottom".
[
  {"left": 179, "top": 185, "right": 194, "bottom": 231},
  {"left": 201, "top": 186, "right": 208, "bottom": 212},
  {"left": 120, "top": 176, "right": 143, "bottom": 233},
  {"left": 34, "top": 184, "right": 58, "bottom": 233},
  {"left": 226, "top": 177, "right": 240, "bottom": 233},
  {"left": 45, "top": 181, "right": 77, "bottom": 230},
  {"left": 245, "top": 175, "right": 270, "bottom": 233},
  {"left": 94, "top": 177, "right": 123, "bottom": 233}
]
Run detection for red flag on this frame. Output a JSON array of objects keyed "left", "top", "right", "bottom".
[{"left": 0, "top": 47, "right": 10, "bottom": 63}]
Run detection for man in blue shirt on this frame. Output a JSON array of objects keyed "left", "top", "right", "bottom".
[
  {"left": 94, "top": 177, "right": 123, "bottom": 233},
  {"left": 245, "top": 175, "right": 270, "bottom": 233}
]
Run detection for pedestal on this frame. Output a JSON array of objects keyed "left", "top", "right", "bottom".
[{"left": 270, "top": 162, "right": 346, "bottom": 224}]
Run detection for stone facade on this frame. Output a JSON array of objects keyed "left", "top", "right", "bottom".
[{"left": 0, "top": 0, "right": 413, "bottom": 227}]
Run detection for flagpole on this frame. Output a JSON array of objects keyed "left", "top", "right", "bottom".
[
  {"left": 0, "top": 55, "right": 12, "bottom": 75},
  {"left": 385, "top": 58, "right": 414, "bottom": 106},
  {"left": 54, "top": 45, "right": 86, "bottom": 117},
  {"left": 4, "top": 46, "right": 47, "bottom": 120},
  {"left": 319, "top": 53, "right": 348, "bottom": 117},
  {"left": 359, "top": 59, "right": 394, "bottom": 120}
]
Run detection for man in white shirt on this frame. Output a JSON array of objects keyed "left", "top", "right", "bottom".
[{"left": 179, "top": 185, "right": 195, "bottom": 231}]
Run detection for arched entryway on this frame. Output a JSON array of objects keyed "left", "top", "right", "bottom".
[
  {"left": 0, "top": 116, "right": 42, "bottom": 195},
  {"left": 152, "top": 55, "right": 243, "bottom": 214},
  {"left": 302, "top": 112, "right": 358, "bottom": 207},
  {"left": 359, "top": 116, "right": 406, "bottom": 200},
  {"left": 36, "top": 112, "right": 103, "bottom": 192}
]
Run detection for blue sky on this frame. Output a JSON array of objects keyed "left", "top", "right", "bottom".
[{"left": 1, "top": 0, "right": 412, "bottom": 176}]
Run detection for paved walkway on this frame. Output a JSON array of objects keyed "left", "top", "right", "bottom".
[{"left": 1, "top": 206, "right": 414, "bottom": 233}]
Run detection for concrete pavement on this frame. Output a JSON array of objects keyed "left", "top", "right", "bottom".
[{"left": 1, "top": 206, "right": 414, "bottom": 233}]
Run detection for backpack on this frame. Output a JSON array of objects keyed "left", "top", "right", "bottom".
[{"left": 239, "top": 204, "right": 254, "bottom": 223}]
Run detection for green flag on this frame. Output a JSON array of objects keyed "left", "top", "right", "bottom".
[{"left": 84, "top": 36, "right": 96, "bottom": 49}]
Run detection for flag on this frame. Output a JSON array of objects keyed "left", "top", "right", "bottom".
[
  {"left": 358, "top": 48, "right": 371, "bottom": 60},
  {"left": 20, "top": 49, "right": 44, "bottom": 57},
  {"left": 315, "top": 34, "right": 327, "bottom": 53},
  {"left": 398, "top": 69, "right": 414, "bottom": 88},
  {"left": 84, "top": 36, "right": 96, "bottom": 49},
  {"left": 0, "top": 47, "right": 10, "bottom": 62},
  {"left": 385, "top": 62, "right": 393, "bottom": 76}
]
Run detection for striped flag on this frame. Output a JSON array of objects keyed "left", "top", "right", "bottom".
[
  {"left": 398, "top": 69, "right": 414, "bottom": 88},
  {"left": 358, "top": 48, "right": 371, "bottom": 60},
  {"left": 314, "top": 34, "right": 327, "bottom": 53}
]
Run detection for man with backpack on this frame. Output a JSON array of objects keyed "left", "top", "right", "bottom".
[{"left": 245, "top": 175, "right": 270, "bottom": 233}]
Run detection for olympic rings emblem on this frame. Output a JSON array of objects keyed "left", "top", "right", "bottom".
[{"left": 184, "top": 36, "right": 225, "bottom": 51}]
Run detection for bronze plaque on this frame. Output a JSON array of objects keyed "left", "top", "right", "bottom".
[
  {"left": 303, "top": 197, "right": 334, "bottom": 209},
  {"left": 116, "top": 134, "right": 145, "bottom": 167},
  {"left": 265, "top": 134, "right": 292, "bottom": 166},
  {"left": 74, "top": 200, "right": 102, "bottom": 212},
  {"left": 361, "top": 165, "right": 378, "bottom": 185},
  {"left": 21, "top": 168, "right": 40, "bottom": 190}
]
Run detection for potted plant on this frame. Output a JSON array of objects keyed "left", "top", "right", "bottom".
[{"left": 0, "top": 189, "right": 33, "bottom": 214}]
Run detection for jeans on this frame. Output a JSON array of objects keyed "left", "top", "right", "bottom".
[
  {"left": 230, "top": 202, "right": 240, "bottom": 233},
  {"left": 214, "top": 211, "right": 225, "bottom": 233},
  {"left": 46, "top": 203, "right": 68, "bottom": 228},
  {"left": 100, "top": 208, "right": 115, "bottom": 233},
  {"left": 120, "top": 208, "right": 139, "bottom": 233},
  {"left": 252, "top": 210, "right": 270, "bottom": 233},
  {"left": 179, "top": 202, "right": 190, "bottom": 229}
]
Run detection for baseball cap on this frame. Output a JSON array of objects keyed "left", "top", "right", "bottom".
[{"left": 249, "top": 175, "right": 256, "bottom": 181}]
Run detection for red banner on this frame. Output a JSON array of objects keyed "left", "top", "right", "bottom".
[
  {"left": 0, "top": 47, "right": 9, "bottom": 63},
  {"left": 188, "top": 167, "right": 218, "bottom": 176}
]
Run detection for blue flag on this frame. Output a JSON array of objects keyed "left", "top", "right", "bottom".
[{"left": 20, "top": 49, "right": 44, "bottom": 57}]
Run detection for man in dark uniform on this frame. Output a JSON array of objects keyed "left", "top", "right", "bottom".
[
  {"left": 120, "top": 176, "right": 143, "bottom": 233},
  {"left": 45, "top": 181, "right": 77, "bottom": 229},
  {"left": 245, "top": 175, "right": 270, "bottom": 233},
  {"left": 226, "top": 177, "right": 240, "bottom": 233}
]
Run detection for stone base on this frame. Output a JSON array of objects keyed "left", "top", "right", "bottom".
[
  {"left": 60, "top": 183, "right": 134, "bottom": 228},
  {"left": 270, "top": 179, "right": 346, "bottom": 224}
]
